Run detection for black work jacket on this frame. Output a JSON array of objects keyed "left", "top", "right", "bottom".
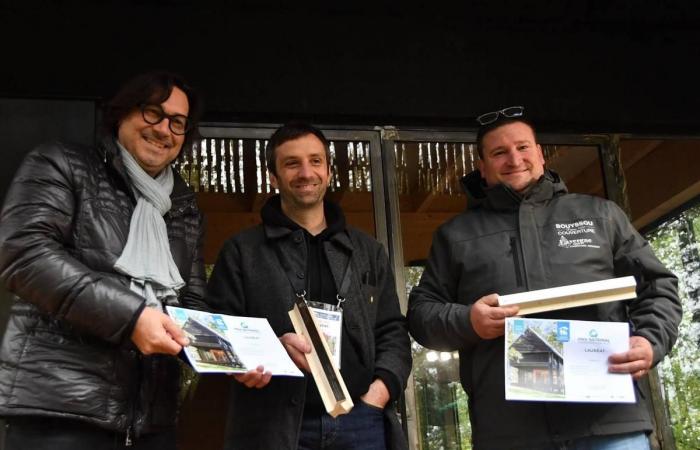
[
  {"left": 408, "top": 170, "right": 681, "bottom": 450},
  {"left": 0, "top": 138, "right": 206, "bottom": 436},
  {"left": 202, "top": 196, "right": 412, "bottom": 450}
]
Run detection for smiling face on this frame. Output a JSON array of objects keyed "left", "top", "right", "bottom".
[
  {"left": 117, "top": 86, "right": 189, "bottom": 177},
  {"left": 270, "top": 133, "right": 330, "bottom": 213},
  {"left": 478, "top": 121, "right": 545, "bottom": 193}
]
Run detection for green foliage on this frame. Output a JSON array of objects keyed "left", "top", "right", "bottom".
[
  {"left": 412, "top": 342, "right": 473, "bottom": 450},
  {"left": 406, "top": 266, "right": 472, "bottom": 450},
  {"left": 508, "top": 343, "right": 523, "bottom": 364},
  {"left": 646, "top": 202, "right": 700, "bottom": 450}
]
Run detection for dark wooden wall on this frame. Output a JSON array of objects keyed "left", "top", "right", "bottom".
[{"left": 2, "top": 1, "right": 699, "bottom": 133}]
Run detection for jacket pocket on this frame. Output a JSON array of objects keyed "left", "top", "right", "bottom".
[
  {"left": 135, "top": 354, "right": 182, "bottom": 434},
  {"left": 15, "top": 327, "right": 119, "bottom": 420}
]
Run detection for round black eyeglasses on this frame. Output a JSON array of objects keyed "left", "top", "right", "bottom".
[{"left": 140, "top": 104, "right": 191, "bottom": 135}]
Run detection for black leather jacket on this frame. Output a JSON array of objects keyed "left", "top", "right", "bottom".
[{"left": 0, "top": 138, "right": 206, "bottom": 436}]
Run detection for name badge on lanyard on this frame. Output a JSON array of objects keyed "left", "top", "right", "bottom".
[
  {"left": 273, "top": 242, "right": 353, "bottom": 371},
  {"left": 307, "top": 296, "right": 344, "bottom": 368}
]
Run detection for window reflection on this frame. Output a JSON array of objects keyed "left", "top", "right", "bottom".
[{"left": 406, "top": 266, "right": 471, "bottom": 450}]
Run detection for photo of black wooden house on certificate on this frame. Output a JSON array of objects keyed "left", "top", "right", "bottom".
[
  {"left": 506, "top": 320, "right": 565, "bottom": 400},
  {"left": 181, "top": 317, "right": 246, "bottom": 371}
]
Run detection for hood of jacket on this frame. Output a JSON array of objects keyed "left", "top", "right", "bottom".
[
  {"left": 260, "top": 194, "right": 347, "bottom": 241},
  {"left": 461, "top": 168, "right": 568, "bottom": 212}
]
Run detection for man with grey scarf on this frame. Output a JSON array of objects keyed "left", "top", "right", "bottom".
[{"left": 0, "top": 72, "right": 206, "bottom": 450}]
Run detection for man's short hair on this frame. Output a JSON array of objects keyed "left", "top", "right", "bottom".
[
  {"left": 101, "top": 71, "right": 202, "bottom": 149},
  {"left": 266, "top": 122, "right": 331, "bottom": 176},
  {"left": 475, "top": 116, "right": 538, "bottom": 159}
]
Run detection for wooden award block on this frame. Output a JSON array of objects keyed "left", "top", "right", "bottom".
[
  {"left": 497, "top": 276, "right": 637, "bottom": 316},
  {"left": 288, "top": 298, "right": 353, "bottom": 417}
]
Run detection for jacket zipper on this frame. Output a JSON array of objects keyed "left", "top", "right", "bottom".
[
  {"left": 125, "top": 348, "right": 140, "bottom": 447},
  {"left": 633, "top": 257, "right": 646, "bottom": 284},
  {"left": 510, "top": 237, "right": 524, "bottom": 287}
]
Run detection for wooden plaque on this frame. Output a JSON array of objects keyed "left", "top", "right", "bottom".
[
  {"left": 288, "top": 299, "right": 353, "bottom": 417},
  {"left": 497, "top": 276, "right": 637, "bottom": 316}
]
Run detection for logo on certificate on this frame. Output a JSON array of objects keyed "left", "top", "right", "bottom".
[
  {"left": 556, "top": 321, "right": 570, "bottom": 342},
  {"left": 212, "top": 315, "right": 227, "bottom": 331},
  {"left": 514, "top": 319, "right": 525, "bottom": 334}
]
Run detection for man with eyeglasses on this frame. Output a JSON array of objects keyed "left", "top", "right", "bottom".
[
  {"left": 0, "top": 71, "right": 205, "bottom": 449},
  {"left": 408, "top": 107, "right": 681, "bottom": 450}
]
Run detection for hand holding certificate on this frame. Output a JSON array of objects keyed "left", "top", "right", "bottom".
[
  {"left": 166, "top": 306, "right": 303, "bottom": 377},
  {"left": 505, "top": 317, "right": 635, "bottom": 403}
]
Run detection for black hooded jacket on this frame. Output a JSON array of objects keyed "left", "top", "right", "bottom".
[
  {"left": 408, "top": 170, "right": 681, "bottom": 449},
  {"left": 0, "top": 138, "right": 206, "bottom": 436},
  {"left": 203, "top": 195, "right": 412, "bottom": 450}
]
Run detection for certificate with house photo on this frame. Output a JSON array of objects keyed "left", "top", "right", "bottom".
[
  {"left": 504, "top": 317, "right": 635, "bottom": 403},
  {"left": 166, "top": 306, "right": 303, "bottom": 377}
]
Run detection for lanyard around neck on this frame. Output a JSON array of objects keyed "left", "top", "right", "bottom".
[
  {"left": 273, "top": 236, "right": 350, "bottom": 403},
  {"left": 273, "top": 237, "right": 352, "bottom": 309}
]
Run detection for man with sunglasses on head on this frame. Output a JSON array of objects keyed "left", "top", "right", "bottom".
[
  {"left": 408, "top": 106, "right": 681, "bottom": 450},
  {"left": 0, "top": 71, "right": 205, "bottom": 449}
]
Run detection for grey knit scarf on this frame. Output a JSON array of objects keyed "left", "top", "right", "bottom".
[{"left": 114, "top": 141, "right": 185, "bottom": 308}]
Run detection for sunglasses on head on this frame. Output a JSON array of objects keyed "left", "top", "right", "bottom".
[{"left": 476, "top": 106, "right": 524, "bottom": 125}]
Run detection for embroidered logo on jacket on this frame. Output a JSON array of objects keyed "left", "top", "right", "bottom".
[
  {"left": 558, "top": 235, "right": 601, "bottom": 249},
  {"left": 555, "top": 220, "right": 601, "bottom": 249}
]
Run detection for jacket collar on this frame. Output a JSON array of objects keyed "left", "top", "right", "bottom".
[
  {"left": 261, "top": 195, "right": 352, "bottom": 251},
  {"left": 461, "top": 169, "right": 568, "bottom": 212}
]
